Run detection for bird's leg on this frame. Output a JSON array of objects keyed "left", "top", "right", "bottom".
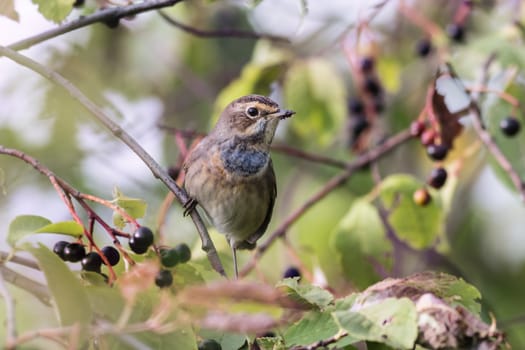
[
  {"left": 230, "top": 241, "right": 239, "bottom": 280},
  {"left": 183, "top": 198, "right": 198, "bottom": 216}
]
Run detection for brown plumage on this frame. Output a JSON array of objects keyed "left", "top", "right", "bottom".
[{"left": 183, "top": 95, "right": 294, "bottom": 278}]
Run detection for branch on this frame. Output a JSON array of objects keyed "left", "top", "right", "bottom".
[
  {"left": 240, "top": 129, "right": 413, "bottom": 277},
  {"left": 0, "top": 265, "right": 51, "bottom": 306},
  {"left": 158, "top": 10, "right": 290, "bottom": 43},
  {"left": 469, "top": 54, "right": 525, "bottom": 201},
  {"left": 0, "top": 45, "right": 226, "bottom": 277},
  {"left": 5, "top": 0, "right": 184, "bottom": 53}
]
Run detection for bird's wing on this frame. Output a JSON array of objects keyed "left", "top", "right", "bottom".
[{"left": 245, "top": 159, "right": 277, "bottom": 246}]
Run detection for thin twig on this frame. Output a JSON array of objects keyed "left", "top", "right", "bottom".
[
  {"left": 240, "top": 129, "right": 413, "bottom": 277},
  {"left": 0, "top": 46, "right": 226, "bottom": 277},
  {"left": 0, "top": 269, "right": 17, "bottom": 349},
  {"left": 469, "top": 54, "right": 525, "bottom": 201},
  {"left": 0, "top": 265, "right": 51, "bottom": 306},
  {"left": 0, "top": 251, "right": 40, "bottom": 270},
  {"left": 158, "top": 10, "right": 290, "bottom": 43},
  {"left": 290, "top": 330, "right": 349, "bottom": 350},
  {"left": 5, "top": 0, "right": 184, "bottom": 53}
]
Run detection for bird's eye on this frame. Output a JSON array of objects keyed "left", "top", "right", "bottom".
[{"left": 246, "top": 107, "right": 259, "bottom": 117}]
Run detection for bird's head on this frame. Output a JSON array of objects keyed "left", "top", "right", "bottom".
[{"left": 212, "top": 95, "right": 295, "bottom": 145}]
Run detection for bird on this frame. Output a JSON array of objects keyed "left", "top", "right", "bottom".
[{"left": 183, "top": 94, "right": 295, "bottom": 278}]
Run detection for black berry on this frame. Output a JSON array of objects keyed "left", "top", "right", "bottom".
[
  {"left": 63, "top": 243, "right": 86, "bottom": 262},
  {"left": 198, "top": 339, "right": 222, "bottom": 350},
  {"left": 351, "top": 115, "right": 370, "bottom": 139},
  {"left": 363, "top": 76, "right": 382, "bottom": 96},
  {"left": 500, "top": 116, "right": 521, "bottom": 137},
  {"left": 283, "top": 266, "right": 301, "bottom": 279},
  {"left": 416, "top": 38, "right": 433, "bottom": 57},
  {"left": 261, "top": 332, "right": 276, "bottom": 338},
  {"left": 428, "top": 167, "right": 448, "bottom": 189},
  {"left": 447, "top": 23, "right": 465, "bottom": 42},
  {"left": 81, "top": 252, "right": 103, "bottom": 272},
  {"left": 53, "top": 241, "right": 69, "bottom": 260},
  {"left": 160, "top": 248, "right": 179, "bottom": 267},
  {"left": 426, "top": 144, "right": 449, "bottom": 161},
  {"left": 101, "top": 246, "right": 120, "bottom": 266},
  {"left": 348, "top": 98, "right": 364, "bottom": 115},
  {"left": 129, "top": 226, "right": 154, "bottom": 254},
  {"left": 174, "top": 243, "right": 191, "bottom": 263},
  {"left": 73, "top": 0, "right": 85, "bottom": 7},
  {"left": 155, "top": 269, "right": 173, "bottom": 288},
  {"left": 359, "top": 56, "right": 375, "bottom": 73},
  {"left": 413, "top": 188, "right": 432, "bottom": 206}
]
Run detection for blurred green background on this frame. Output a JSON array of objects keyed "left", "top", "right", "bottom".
[{"left": 2, "top": 0, "right": 525, "bottom": 348}]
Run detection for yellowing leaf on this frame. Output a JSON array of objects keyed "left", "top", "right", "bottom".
[{"left": 32, "top": 0, "right": 74, "bottom": 23}]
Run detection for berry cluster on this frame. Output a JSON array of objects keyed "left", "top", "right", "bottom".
[
  {"left": 347, "top": 56, "right": 385, "bottom": 149},
  {"left": 53, "top": 241, "right": 120, "bottom": 275},
  {"left": 52, "top": 224, "right": 193, "bottom": 288},
  {"left": 155, "top": 243, "right": 192, "bottom": 288}
]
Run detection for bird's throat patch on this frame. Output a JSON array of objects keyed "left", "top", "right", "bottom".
[{"left": 220, "top": 143, "right": 269, "bottom": 177}]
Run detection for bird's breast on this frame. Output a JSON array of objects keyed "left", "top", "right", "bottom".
[{"left": 220, "top": 141, "right": 269, "bottom": 177}]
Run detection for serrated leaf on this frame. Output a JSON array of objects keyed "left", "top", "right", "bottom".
[
  {"left": 31, "top": 0, "right": 74, "bottom": 23},
  {"left": 7, "top": 215, "right": 52, "bottom": 247},
  {"left": 284, "top": 58, "right": 346, "bottom": 147},
  {"left": 333, "top": 298, "right": 417, "bottom": 349},
  {"left": 331, "top": 200, "right": 391, "bottom": 289},
  {"left": 277, "top": 278, "right": 333, "bottom": 309},
  {"left": 0, "top": 0, "right": 18, "bottom": 22},
  {"left": 24, "top": 243, "right": 93, "bottom": 327},
  {"left": 284, "top": 311, "right": 341, "bottom": 346},
  {"left": 36, "top": 221, "right": 84, "bottom": 237},
  {"left": 379, "top": 175, "right": 443, "bottom": 249}
]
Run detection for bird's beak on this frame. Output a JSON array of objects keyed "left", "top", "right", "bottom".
[{"left": 269, "top": 109, "right": 295, "bottom": 120}]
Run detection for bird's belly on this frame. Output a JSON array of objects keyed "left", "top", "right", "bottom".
[{"left": 204, "top": 179, "right": 270, "bottom": 242}]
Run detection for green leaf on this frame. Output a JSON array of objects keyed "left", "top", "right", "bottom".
[
  {"left": 277, "top": 278, "right": 333, "bottom": 309},
  {"left": 284, "top": 311, "right": 341, "bottom": 346},
  {"left": 24, "top": 243, "right": 93, "bottom": 327},
  {"left": 36, "top": 221, "right": 84, "bottom": 237},
  {"left": 256, "top": 336, "right": 286, "bottom": 350},
  {"left": 199, "top": 330, "right": 246, "bottom": 350},
  {"left": 333, "top": 298, "right": 417, "bottom": 349},
  {"left": 379, "top": 175, "right": 443, "bottom": 249},
  {"left": 284, "top": 58, "right": 346, "bottom": 147},
  {"left": 0, "top": 0, "right": 19, "bottom": 21},
  {"left": 7, "top": 215, "right": 52, "bottom": 247},
  {"left": 31, "top": 0, "right": 74, "bottom": 23},
  {"left": 331, "top": 200, "right": 392, "bottom": 289},
  {"left": 112, "top": 187, "right": 147, "bottom": 228}
]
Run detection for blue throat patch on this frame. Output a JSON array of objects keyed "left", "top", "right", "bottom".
[{"left": 221, "top": 142, "right": 269, "bottom": 177}]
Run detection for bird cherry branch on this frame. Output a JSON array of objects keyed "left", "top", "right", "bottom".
[
  {"left": 5, "top": 0, "right": 184, "bottom": 54},
  {"left": 469, "top": 54, "right": 525, "bottom": 201},
  {"left": 240, "top": 129, "right": 413, "bottom": 277},
  {"left": 0, "top": 45, "right": 226, "bottom": 277},
  {"left": 0, "top": 145, "right": 134, "bottom": 283},
  {"left": 158, "top": 10, "right": 290, "bottom": 43}
]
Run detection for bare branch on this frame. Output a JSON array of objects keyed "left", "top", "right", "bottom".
[
  {"left": 0, "top": 269, "right": 17, "bottom": 349},
  {"left": 5, "top": 0, "right": 184, "bottom": 54},
  {"left": 0, "top": 265, "right": 51, "bottom": 306},
  {"left": 0, "top": 46, "right": 226, "bottom": 277},
  {"left": 158, "top": 10, "right": 290, "bottom": 43}
]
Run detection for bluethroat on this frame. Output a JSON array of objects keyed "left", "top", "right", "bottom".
[{"left": 183, "top": 95, "right": 295, "bottom": 278}]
